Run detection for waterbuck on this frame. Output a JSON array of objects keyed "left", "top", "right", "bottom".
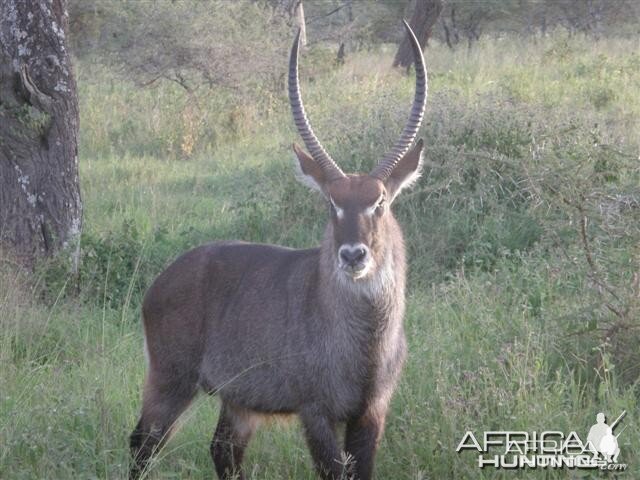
[{"left": 129, "top": 21, "right": 427, "bottom": 480}]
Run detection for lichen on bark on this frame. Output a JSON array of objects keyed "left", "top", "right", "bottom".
[{"left": 0, "top": 0, "right": 82, "bottom": 268}]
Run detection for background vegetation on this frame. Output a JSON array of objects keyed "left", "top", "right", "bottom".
[{"left": 1, "top": 1, "right": 639, "bottom": 478}]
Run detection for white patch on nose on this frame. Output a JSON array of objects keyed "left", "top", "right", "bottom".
[
  {"left": 335, "top": 246, "right": 395, "bottom": 298},
  {"left": 339, "top": 243, "right": 367, "bottom": 255},
  {"left": 338, "top": 243, "right": 371, "bottom": 279}
]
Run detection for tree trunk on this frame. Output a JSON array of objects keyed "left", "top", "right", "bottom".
[
  {"left": 393, "top": 0, "right": 443, "bottom": 69},
  {"left": 441, "top": 5, "right": 460, "bottom": 50},
  {"left": 0, "top": 0, "right": 81, "bottom": 269}
]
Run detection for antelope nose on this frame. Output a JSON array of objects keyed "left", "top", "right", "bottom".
[{"left": 339, "top": 245, "right": 368, "bottom": 267}]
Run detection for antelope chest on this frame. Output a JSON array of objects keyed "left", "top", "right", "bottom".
[{"left": 320, "top": 315, "right": 406, "bottom": 420}]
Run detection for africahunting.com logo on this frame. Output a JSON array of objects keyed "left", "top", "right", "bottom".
[{"left": 456, "top": 411, "right": 628, "bottom": 471}]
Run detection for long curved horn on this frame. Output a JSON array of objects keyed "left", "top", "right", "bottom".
[
  {"left": 371, "top": 20, "right": 427, "bottom": 181},
  {"left": 289, "top": 29, "right": 345, "bottom": 181}
]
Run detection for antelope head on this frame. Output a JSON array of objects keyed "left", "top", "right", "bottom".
[{"left": 289, "top": 21, "right": 427, "bottom": 280}]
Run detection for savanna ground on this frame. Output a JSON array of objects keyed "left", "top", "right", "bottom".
[{"left": 2, "top": 32, "right": 640, "bottom": 479}]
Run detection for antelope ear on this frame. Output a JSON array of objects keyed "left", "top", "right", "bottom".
[
  {"left": 384, "top": 138, "right": 424, "bottom": 203},
  {"left": 293, "top": 143, "right": 327, "bottom": 194}
]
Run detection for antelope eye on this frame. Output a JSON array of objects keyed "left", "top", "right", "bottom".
[{"left": 375, "top": 199, "right": 385, "bottom": 213}]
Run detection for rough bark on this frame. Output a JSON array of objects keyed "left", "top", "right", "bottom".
[
  {"left": 393, "top": 0, "right": 443, "bottom": 69},
  {"left": 0, "top": 0, "right": 81, "bottom": 269}
]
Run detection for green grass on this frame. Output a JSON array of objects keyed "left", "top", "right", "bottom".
[{"left": 2, "top": 33, "right": 640, "bottom": 478}]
